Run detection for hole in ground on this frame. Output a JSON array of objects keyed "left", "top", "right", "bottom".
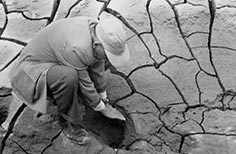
[{"left": 82, "top": 106, "right": 126, "bottom": 149}]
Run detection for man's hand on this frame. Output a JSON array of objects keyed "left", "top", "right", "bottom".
[
  {"left": 100, "top": 103, "right": 126, "bottom": 121},
  {"left": 95, "top": 93, "right": 126, "bottom": 121},
  {"left": 99, "top": 91, "right": 107, "bottom": 100}
]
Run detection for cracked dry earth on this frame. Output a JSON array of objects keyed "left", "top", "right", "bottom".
[{"left": 1, "top": 0, "right": 236, "bottom": 154}]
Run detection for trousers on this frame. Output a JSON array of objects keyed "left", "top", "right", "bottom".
[{"left": 46, "top": 65, "right": 86, "bottom": 126}]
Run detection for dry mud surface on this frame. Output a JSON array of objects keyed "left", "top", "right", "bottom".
[{"left": 1, "top": 0, "right": 236, "bottom": 154}]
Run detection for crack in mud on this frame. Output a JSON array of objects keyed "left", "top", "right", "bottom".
[
  {"left": 1, "top": 0, "right": 236, "bottom": 153},
  {"left": 40, "top": 131, "right": 61, "bottom": 154}
]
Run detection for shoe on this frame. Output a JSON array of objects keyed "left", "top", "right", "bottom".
[
  {"left": 62, "top": 124, "right": 90, "bottom": 145},
  {"left": 100, "top": 103, "right": 126, "bottom": 121}
]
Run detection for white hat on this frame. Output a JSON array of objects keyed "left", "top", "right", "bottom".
[{"left": 96, "top": 12, "right": 130, "bottom": 67}]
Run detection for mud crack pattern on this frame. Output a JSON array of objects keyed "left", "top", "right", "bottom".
[{"left": 1, "top": 0, "right": 236, "bottom": 154}]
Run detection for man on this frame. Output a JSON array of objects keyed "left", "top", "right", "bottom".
[{"left": 9, "top": 12, "right": 130, "bottom": 144}]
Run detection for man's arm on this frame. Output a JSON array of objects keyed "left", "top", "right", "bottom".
[
  {"left": 79, "top": 62, "right": 125, "bottom": 121},
  {"left": 88, "top": 61, "right": 107, "bottom": 99},
  {"left": 77, "top": 69, "right": 103, "bottom": 109}
]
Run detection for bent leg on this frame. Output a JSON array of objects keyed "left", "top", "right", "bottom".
[{"left": 46, "top": 65, "right": 85, "bottom": 126}]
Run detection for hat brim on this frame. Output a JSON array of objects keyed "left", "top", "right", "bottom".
[{"left": 104, "top": 44, "right": 130, "bottom": 67}]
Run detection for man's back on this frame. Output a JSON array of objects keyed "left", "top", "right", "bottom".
[{"left": 21, "top": 17, "right": 97, "bottom": 65}]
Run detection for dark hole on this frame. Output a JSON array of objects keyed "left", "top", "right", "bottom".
[
  {"left": 107, "top": 119, "right": 125, "bottom": 148},
  {"left": 82, "top": 107, "right": 126, "bottom": 149}
]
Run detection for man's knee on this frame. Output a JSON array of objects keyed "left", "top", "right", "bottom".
[
  {"left": 47, "top": 66, "right": 78, "bottom": 87},
  {"left": 62, "top": 68, "right": 78, "bottom": 86}
]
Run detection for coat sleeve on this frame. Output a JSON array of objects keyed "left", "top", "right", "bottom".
[
  {"left": 88, "top": 61, "right": 107, "bottom": 93},
  {"left": 77, "top": 69, "right": 102, "bottom": 109}
]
